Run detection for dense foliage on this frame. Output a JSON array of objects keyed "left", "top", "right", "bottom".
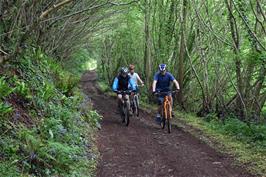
[
  {"left": 0, "top": 0, "right": 265, "bottom": 176},
  {"left": 96, "top": 0, "right": 266, "bottom": 123}
]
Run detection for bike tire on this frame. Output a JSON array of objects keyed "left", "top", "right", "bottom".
[
  {"left": 120, "top": 106, "right": 125, "bottom": 123},
  {"left": 118, "top": 102, "right": 125, "bottom": 123},
  {"left": 135, "top": 96, "right": 139, "bottom": 117},
  {"left": 161, "top": 118, "right": 166, "bottom": 129},
  {"left": 133, "top": 99, "right": 138, "bottom": 118},
  {"left": 136, "top": 105, "right": 139, "bottom": 117},
  {"left": 167, "top": 119, "right": 171, "bottom": 133},
  {"left": 124, "top": 105, "right": 130, "bottom": 126}
]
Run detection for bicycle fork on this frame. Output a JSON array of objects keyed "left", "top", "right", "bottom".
[{"left": 163, "top": 97, "right": 172, "bottom": 119}]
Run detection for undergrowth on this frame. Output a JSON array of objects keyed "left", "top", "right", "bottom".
[
  {"left": 175, "top": 112, "right": 266, "bottom": 175},
  {"left": 0, "top": 48, "right": 101, "bottom": 176}
]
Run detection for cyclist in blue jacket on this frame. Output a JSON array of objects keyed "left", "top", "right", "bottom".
[{"left": 112, "top": 67, "right": 136, "bottom": 115}]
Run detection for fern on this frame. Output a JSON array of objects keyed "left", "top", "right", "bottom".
[
  {"left": 0, "top": 101, "right": 13, "bottom": 117},
  {"left": 0, "top": 77, "right": 13, "bottom": 99}
]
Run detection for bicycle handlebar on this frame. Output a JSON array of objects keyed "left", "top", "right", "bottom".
[
  {"left": 116, "top": 90, "right": 135, "bottom": 94},
  {"left": 154, "top": 90, "right": 179, "bottom": 96}
]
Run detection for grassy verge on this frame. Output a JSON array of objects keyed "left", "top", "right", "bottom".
[
  {"left": 97, "top": 81, "right": 111, "bottom": 93},
  {"left": 0, "top": 48, "right": 101, "bottom": 176},
  {"left": 174, "top": 111, "right": 266, "bottom": 176}
]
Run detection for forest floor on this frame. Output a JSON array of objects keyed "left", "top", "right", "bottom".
[{"left": 81, "top": 71, "right": 256, "bottom": 177}]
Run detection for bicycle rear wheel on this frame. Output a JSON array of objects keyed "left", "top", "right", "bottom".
[
  {"left": 135, "top": 95, "right": 139, "bottom": 117},
  {"left": 132, "top": 98, "right": 139, "bottom": 117}
]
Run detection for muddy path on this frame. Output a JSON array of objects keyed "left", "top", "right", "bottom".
[{"left": 81, "top": 71, "right": 254, "bottom": 177}]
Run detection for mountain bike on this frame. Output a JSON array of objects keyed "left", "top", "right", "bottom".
[
  {"left": 117, "top": 90, "right": 132, "bottom": 126},
  {"left": 155, "top": 90, "right": 178, "bottom": 133},
  {"left": 130, "top": 92, "right": 139, "bottom": 117},
  {"left": 131, "top": 87, "right": 143, "bottom": 117}
]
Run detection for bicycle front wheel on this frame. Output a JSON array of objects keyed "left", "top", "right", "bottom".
[
  {"left": 120, "top": 106, "right": 125, "bottom": 123},
  {"left": 124, "top": 105, "right": 130, "bottom": 126},
  {"left": 161, "top": 118, "right": 166, "bottom": 129},
  {"left": 167, "top": 119, "right": 171, "bottom": 133}
]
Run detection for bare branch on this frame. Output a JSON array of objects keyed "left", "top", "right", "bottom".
[
  {"left": 249, "top": 0, "right": 266, "bottom": 35},
  {"left": 0, "top": 48, "right": 9, "bottom": 55},
  {"left": 42, "top": 2, "right": 109, "bottom": 23},
  {"left": 40, "top": 0, "right": 74, "bottom": 19},
  {"left": 232, "top": 0, "right": 266, "bottom": 51},
  {"left": 256, "top": 0, "right": 266, "bottom": 21},
  {"left": 108, "top": 0, "right": 140, "bottom": 6}
]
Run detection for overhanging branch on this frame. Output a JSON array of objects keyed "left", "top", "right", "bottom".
[{"left": 40, "top": 0, "right": 74, "bottom": 19}]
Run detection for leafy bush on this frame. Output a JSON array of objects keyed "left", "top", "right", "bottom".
[
  {"left": 0, "top": 101, "right": 13, "bottom": 117},
  {"left": 0, "top": 161, "right": 20, "bottom": 177},
  {"left": 0, "top": 48, "right": 100, "bottom": 176},
  {"left": 221, "top": 118, "right": 266, "bottom": 143},
  {"left": 13, "top": 79, "right": 31, "bottom": 99},
  {"left": 40, "top": 81, "right": 55, "bottom": 101},
  {"left": 205, "top": 117, "right": 266, "bottom": 148},
  {"left": 83, "top": 110, "right": 102, "bottom": 128},
  {"left": 55, "top": 73, "right": 79, "bottom": 96},
  {"left": 98, "top": 81, "right": 110, "bottom": 92},
  {"left": 0, "top": 77, "right": 13, "bottom": 99}
]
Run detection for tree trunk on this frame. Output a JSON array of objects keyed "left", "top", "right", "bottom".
[
  {"left": 177, "top": 0, "right": 187, "bottom": 106},
  {"left": 144, "top": 0, "right": 152, "bottom": 89},
  {"left": 225, "top": 0, "right": 246, "bottom": 119}
]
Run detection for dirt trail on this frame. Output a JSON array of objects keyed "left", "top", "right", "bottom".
[{"left": 81, "top": 71, "right": 255, "bottom": 177}]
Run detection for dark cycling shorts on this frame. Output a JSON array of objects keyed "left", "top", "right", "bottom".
[
  {"left": 135, "top": 86, "right": 139, "bottom": 93},
  {"left": 129, "top": 86, "right": 139, "bottom": 93},
  {"left": 157, "top": 93, "right": 172, "bottom": 105}
]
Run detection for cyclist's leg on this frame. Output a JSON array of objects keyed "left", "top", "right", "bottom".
[
  {"left": 117, "top": 94, "right": 123, "bottom": 110},
  {"left": 135, "top": 94, "right": 139, "bottom": 107},
  {"left": 135, "top": 86, "right": 140, "bottom": 107},
  {"left": 157, "top": 96, "right": 164, "bottom": 115},
  {"left": 117, "top": 94, "right": 123, "bottom": 102},
  {"left": 129, "top": 92, "right": 134, "bottom": 105},
  {"left": 155, "top": 96, "right": 164, "bottom": 124},
  {"left": 168, "top": 93, "right": 174, "bottom": 117},
  {"left": 136, "top": 85, "right": 139, "bottom": 93},
  {"left": 124, "top": 94, "right": 132, "bottom": 115},
  {"left": 124, "top": 94, "right": 129, "bottom": 107}
]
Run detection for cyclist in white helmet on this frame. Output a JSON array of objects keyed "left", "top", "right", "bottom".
[{"left": 152, "top": 64, "right": 180, "bottom": 124}]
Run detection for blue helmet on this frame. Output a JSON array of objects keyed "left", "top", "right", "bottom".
[{"left": 159, "top": 64, "right": 166, "bottom": 71}]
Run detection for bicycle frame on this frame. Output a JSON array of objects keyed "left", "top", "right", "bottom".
[
  {"left": 163, "top": 95, "right": 172, "bottom": 120},
  {"left": 130, "top": 92, "right": 140, "bottom": 117},
  {"left": 155, "top": 91, "right": 176, "bottom": 117},
  {"left": 117, "top": 90, "right": 132, "bottom": 101},
  {"left": 155, "top": 90, "right": 177, "bottom": 133},
  {"left": 117, "top": 90, "right": 133, "bottom": 126}
]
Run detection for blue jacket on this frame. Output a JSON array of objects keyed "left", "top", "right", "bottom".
[
  {"left": 154, "top": 72, "right": 175, "bottom": 92},
  {"left": 112, "top": 75, "right": 136, "bottom": 91}
]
